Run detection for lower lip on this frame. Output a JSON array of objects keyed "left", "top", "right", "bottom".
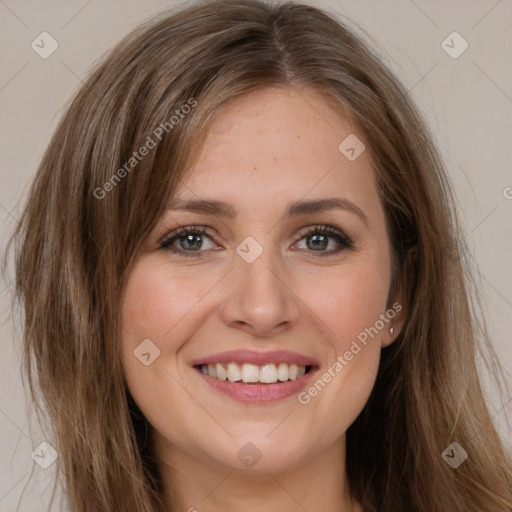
[{"left": 194, "top": 367, "right": 318, "bottom": 403}]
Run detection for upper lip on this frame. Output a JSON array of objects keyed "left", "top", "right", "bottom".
[{"left": 191, "top": 349, "right": 319, "bottom": 367}]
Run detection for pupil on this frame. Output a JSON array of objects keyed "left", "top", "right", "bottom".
[
  {"left": 182, "top": 234, "right": 202, "bottom": 250},
  {"left": 309, "top": 234, "right": 327, "bottom": 250}
]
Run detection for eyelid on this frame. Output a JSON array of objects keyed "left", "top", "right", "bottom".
[{"left": 295, "top": 224, "right": 345, "bottom": 240}]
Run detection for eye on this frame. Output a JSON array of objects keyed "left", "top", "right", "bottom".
[
  {"left": 160, "top": 226, "right": 218, "bottom": 257},
  {"left": 160, "top": 224, "right": 354, "bottom": 258},
  {"left": 293, "top": 225, "right": 354, "bottom": 257}
]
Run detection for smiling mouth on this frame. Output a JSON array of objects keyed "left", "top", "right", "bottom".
[{"left": 194, "top": 362, "right": 315, "bottom": 384}]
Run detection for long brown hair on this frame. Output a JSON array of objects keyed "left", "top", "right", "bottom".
[{"left": 4, "top": 0, "right": 511, "bottom": 510}]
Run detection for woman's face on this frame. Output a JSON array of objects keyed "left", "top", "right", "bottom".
[{"left": 121, "top": 86, "right": 404, "bottom": 473}]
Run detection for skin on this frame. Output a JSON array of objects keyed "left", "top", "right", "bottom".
[{"left": 120, "top": 86, "right": 406, "bottom": 512}]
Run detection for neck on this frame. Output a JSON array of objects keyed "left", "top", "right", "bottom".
[{"left": 153, "top": 432, "right": 362, "bottom": 512}]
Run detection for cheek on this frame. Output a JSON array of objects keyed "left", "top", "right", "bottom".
[
  {"left": 119, "top": 259, "right": 214, "bottom": 401},
  {"left": 295, "top": 264, "right": 389, "bottom": 427},
  {"left": 303, "top": 260, "right": 390, "bottom": 349},
  {"left": 289, "top": 264, "right": 389, "bottom": 446},
  {"left": 120, "top": 259, "right": 216, "bottom": 346},
  {"left": 119, "top": 260, "right": 212, "bottom": 440}
]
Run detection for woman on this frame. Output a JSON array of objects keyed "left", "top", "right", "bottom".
[{"left": 5, "top": 0, "right": 512, "bottom": 510}]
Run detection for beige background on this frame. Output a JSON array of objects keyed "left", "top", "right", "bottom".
[{"left": 1, "top": 0, "right": 511, "bottom": 510}]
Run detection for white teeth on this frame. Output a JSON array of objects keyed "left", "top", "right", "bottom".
[
  {"left": 226, "top": 362, "right": 242, "bottom": 382},
  {"left": 216, "top": 363, "right": 227, "bottom": 380},
  {"left": 200, "top": 362, "right": 309, "bottom": 383},
  {"left": 277, "top": 363, "right": 289, "bottom": 381},
  {"left": 241, "top": 363, "right": 260, "bottom": 383},
  {"left": 260, "top": 364, "right": 278, "bottom": 383}
]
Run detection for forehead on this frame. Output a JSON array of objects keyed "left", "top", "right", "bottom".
[
  {"left": 176, "top": 86, "right": 379, "bottom": 218},
  {"left": 198, "top": 86, "right": 356, "bottom": 160}
]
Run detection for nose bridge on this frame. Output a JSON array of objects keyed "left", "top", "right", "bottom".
[
  {"left": 220, "top": 237, "right": 299, "bottom": 335},
  {"left": 239, "top": 244, "right": 282, "bottom": 293}
]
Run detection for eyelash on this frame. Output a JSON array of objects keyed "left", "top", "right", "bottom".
[{"left": 159, "top": 224, "right": 354, "bottom": 258}]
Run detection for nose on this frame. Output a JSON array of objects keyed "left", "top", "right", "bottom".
[{"left": 220, "top": 248, "right": 301, "bottom": 338}]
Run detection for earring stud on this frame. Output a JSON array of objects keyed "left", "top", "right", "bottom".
[{"left": 390, "top": 327, "right": 394, "bottom": 335}]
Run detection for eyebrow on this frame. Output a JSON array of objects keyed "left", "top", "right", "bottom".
[{"left": 166, "top": 197, "right": 369, "bottom": 226}]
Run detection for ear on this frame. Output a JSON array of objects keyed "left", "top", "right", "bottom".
[{"left": 381, "top": 247, "right": 416, "bottom": 348}]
